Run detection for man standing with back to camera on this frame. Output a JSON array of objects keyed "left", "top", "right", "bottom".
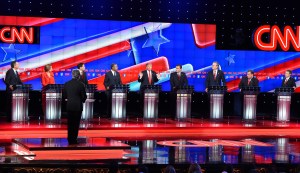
[{"left": 64, "top": 69, "right": 87, "bottom": 145}]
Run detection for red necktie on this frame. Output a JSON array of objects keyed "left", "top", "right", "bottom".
[
  {"left": 148, "top": 71, "right": 152, "bottom": 84},
  {"left": 178, "top": 73, "right": 181, "bottom": 80},
  {"left": 284, "top": 78, "right": 288, "bottom": 84},
  {"left": 248, "top": 79, "right": 251, "bottom": 85},
  {"left": 213, "top": 71, "right": 216, "bottom": 80}
]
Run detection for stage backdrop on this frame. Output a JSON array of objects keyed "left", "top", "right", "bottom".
[{"left": 0, "top": 16, "right": 299, "bottom": 92}]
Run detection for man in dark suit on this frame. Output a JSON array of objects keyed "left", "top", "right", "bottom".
[
  {"left": 170, "top": 64, "right": 188, "bottom": 116},
  {"left": 170, "top": 64, "right": 188, "bottom": 91},
  {"left": 238, "top": 70, "right": 259, "bottom": 89},
  {"left": 104, "top": 63, "right": 122, "bottom": 90},
  {"left": 103, "top": 63, "right": 122, "bottom": 116},
  {"left": 77, "top": 63, "right": 88, "bottom": 86},
  {"left": 4, "top": 61, "right": 23, "bottom": 122},
  {"left": 205, "top": 61, "right": 226, "bottom": 92},
  {"left": 64, "top": 69, "right": 87, "bottom": 145},
  {"left": 137, "top": 63, "right": 160, "bottom": 115},
  {"left": 138, "top": 63, "right": 160, "bottom": 90},
  {"left": 281, "top": 70, "right": 296, "bottom": 88},
  {"left": 4, "top": 61, "right": 23, "bottom": 91}
]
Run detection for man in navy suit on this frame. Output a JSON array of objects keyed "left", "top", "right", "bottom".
[
  {"left": 205, "top": 61, "right": 226, "bottom": 92},
  {"left": 4, "top": 61, "right": 23, "bottom": 122},
  {"left": 64, "top": 69, "right": 87, "bottom": 145},
  {"left": 103, "top": 63, "right": 122, "bottom": 116},
  {"left": 281, "top": 70, "right": 296, "bottom": 88},
  {"left": 4, "top": 61, "right": 23, "bottom": 91},
  {"left": 238, "top": 70, "right": 259, "bottom": 90},
  {"left": 104, "top": 63, "right": 122, "bottom": 90},
  {"left": 170, "top": 64, "right": 188, "bottom": 91},
  {"left": 138, "top": 63, "right": 160, "bottom": 90},
  {"left": 170, "top": 64, "right": 188, "bottom": 116}
]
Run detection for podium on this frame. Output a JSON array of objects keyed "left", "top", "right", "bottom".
[
  {"left": 241, "top": 86, "right": 260, "bottom": 121},
  {"left": 81, "top": 84, "right": 97, "bottom": 121},
  {"left": 43, "top": 84, "right": 64, "bottom": 121},
  {"left": 275, "top": 87, "right": 294, "bottom": 122},
  {"left": 208, "top": 86, "right": 227, "bottom": 120},
  {"left": 143, "top": 85, "right": 161, "bottom": 120},
  {"left": 111, "top": 85, "right": 129, "bottom": 121},
  {"left": 175, "top": 86, "right": 194, "bottom": 120},
  {"left": 12, "top": 84, "right": 32, "bottom": 122}
]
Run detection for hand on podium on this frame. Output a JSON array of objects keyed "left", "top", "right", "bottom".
[
  {"left": 9, "top": 85, "right": 13, "bottom": 90},
  {"left": 205, "top": 88, "right": 208, "bottom": 92},
  {"left": 107, "top": 86, "right": 110, "bottom": 90}
]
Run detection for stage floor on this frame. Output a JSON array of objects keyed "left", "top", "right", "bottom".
[{"left": 1, "top": 117, "right": 300, "bottom": 172}]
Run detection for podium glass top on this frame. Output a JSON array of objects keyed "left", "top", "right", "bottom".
[
  {"left": 275, "top": 87, "right": 294, "bottom": 93},
  {"left": 13, "top": 84, "right": 32, "bottom": 92},
  {"left": 208, "top": 86, "right": 227, "bottom": 90},
  {"left": 240, "top": 86, "right": 261, "bottom": 91},
  {"left": 110, "top": 85, "right": 130, "bottom": 89}
]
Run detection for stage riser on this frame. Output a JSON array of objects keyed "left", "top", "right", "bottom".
[{"left": 0, "top": 165, "right": 299, "bottom": 173}]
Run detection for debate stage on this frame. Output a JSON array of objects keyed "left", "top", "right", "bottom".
[{"left": 1, "top": 117, "right": 300, "bottom": 173}]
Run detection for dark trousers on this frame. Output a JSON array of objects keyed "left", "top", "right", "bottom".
[
  {"left": 139, "top": 91, "right": 144, "bottom": 117},
  {"left": 5, "top": 91, "right": 12, "bottom": 122},
  {"left": 67, "top": 111, "right": 82, "bottom": 144},
  {"left": 171, "top": 91, "right": 177, "bottom": 117},
  {"left": 41, "top": 90, "right": 46, "bottom": 117},
  {"left": 106, "top": 91, "right": 112, "bottom": 117}
]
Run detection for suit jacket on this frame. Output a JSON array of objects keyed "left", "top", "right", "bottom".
[
  {"left": 4, "top": 68, "right": 23, "bottom": 91},
  {"left": 138, "top": 70, "right": 159, "bottom": 90},
  {"left": 79, "top": 71, "right": 88, "bottom": 86},
  {"left": 103, "top": 71, "right": 122, "bottom": 89},
  {"left": 239, "top": 76, "right": 259, "bottom": 89},
  {"left": 41, "top": 72, "right": 55, "bottom": 87},
  {"left": 281, "top": 77, "right": 296, "bottom": 88},
  {"left": 64, "top": 79, "right": 87, "bottom": 112},
  {"left": 205, "top": 70, "right": 226, "bottom": 88},
  {"left": 170, "top": 72, "right": 188, "bottom": 91}
]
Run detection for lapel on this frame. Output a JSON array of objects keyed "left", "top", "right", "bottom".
[
  {"left": 83, "top": 71, "right": 86, "bottom": 79},
  {"left": 110, "top": 71, "right": 114, "bottom": 78},
  {"left": 212, "top": 70, "right": 218, "bottom": 79},
  {"left": 146, "top": 70, "right": 151, "bottom": 81},
  {"left": 284, "top": 78, "right": 290, "bottom": 85},
  {"left": 14, "top": 69, "right": 19, "bottom": 80},
  {"left": 177, "top": 72, "right": 182, "bottom": 81}
]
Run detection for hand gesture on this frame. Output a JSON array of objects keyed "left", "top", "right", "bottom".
[{"left": 156, "top": 73, "right": 160, "bottom": 78}]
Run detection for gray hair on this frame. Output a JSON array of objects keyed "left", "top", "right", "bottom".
[
  {"left": 72, "top": 69, "right": 80, "bottom": 79},
  {"left": 212, "top": 61, "right": 219, "bottom": 66}
]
